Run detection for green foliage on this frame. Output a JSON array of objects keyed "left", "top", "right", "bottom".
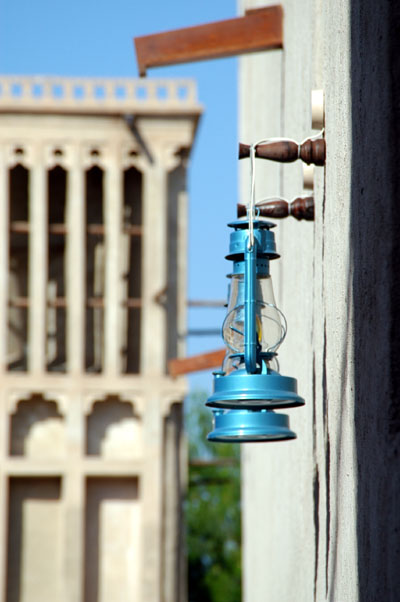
[{"left": 185, "top": 391, "right": 241, "bottom": 602}]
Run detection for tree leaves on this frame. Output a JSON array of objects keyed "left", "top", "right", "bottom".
[{"left": 185, "top": 391, "right": 241, "bottom": 602}]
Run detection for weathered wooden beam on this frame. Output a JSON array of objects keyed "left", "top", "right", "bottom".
[
  {"left": 168, "top": 348, "right": 225, "bottom": 377},
  {"left": 187, "top": 299, "right": 226, "bottom": 308},
  {"left": 134, "top": 6, "right": 283, "bottom": 77},
  {"left": 7, "top": 296, "right": 143, "bottom": 309}
]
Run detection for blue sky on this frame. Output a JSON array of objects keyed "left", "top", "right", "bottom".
[{"left": 0, "top": 0, "right": 238, "bottom": 393}]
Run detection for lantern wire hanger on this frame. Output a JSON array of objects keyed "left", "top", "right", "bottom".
[
  {"left": 206, "top": 137, "right": 305, "bottom": 443},
  {"left": 248, "top": 138, "right": 273, "bottom": 249}
]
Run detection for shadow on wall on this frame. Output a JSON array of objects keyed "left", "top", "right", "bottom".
[{"left": 351, "top": 1, "right": 400, "bottom": 600}]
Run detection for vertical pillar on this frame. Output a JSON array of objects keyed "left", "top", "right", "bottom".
[
  {"left": 165, "top": 164, "right": 186, "bottom": 363},
  {"left": 176, "top": 177, "right": 188, "bottom": 360},
  {"left": 141, "top": 396, "right": 164, "bottom": 601},
  {"left": 64, "top": 468, "right": 85, "bottom": 602},
  {"left": 66, "top": 147, "right": 85, "bottom": 374},
  {"left": 0, "top": 390, "right": 8, "bottom": 599},
  {"left": 0, "top": 156, "right": 8, "bottom": 373},
  {"left": 141, "top": 162, "right": 167, "bottom": 374},
  {"left": 65, "top": 149, "right": 86, "bottom": 600},
  {"left": 162, "top": 401, "right": 185, "bottom": 602},
  {"left": 0, "top": 472, "right": 7, "bottom": 602},
  {"left": 104, "top": 152, "right": 123, "bottom": 375},
  {"left": 28, "top": 150, "right": 47, "bottom": 373}
]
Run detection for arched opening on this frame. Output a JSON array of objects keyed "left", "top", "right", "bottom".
[
  {"left": 10, "top": 394, "right": 65, "bottom": 457},
  {"left": 86, "top": 395, "right": 141, "bottom": 458}
]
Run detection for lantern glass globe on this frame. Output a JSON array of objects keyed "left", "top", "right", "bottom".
[{"left": 222, "top": 273, "right": 286, "bottom": 355}]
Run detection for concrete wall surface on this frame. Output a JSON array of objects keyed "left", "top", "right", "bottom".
[{"left": 239, "top": 1, "right": 400, "bottom": 601}]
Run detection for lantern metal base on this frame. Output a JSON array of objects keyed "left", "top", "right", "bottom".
[
  {"left": 206, "top": 369, "right": 305, "bottom": 410},
  {"left": 207, "top": 409, "right": 296, "bottom": 443}
]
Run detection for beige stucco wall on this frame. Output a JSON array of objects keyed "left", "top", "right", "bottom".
[{"left": 240, "top": 1, "right": 400, "bottom": 601}]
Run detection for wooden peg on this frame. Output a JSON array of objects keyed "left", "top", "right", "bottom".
[
  {"left": 237, "top": 196, "right": 314, "bottom": 221},
  {"left": 239, "top": 137, "right": 325, "bottom": 166}
]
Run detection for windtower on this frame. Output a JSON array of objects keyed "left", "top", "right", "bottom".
[{"left": 0, "top": 75, "right": 201, "bottom": 602}]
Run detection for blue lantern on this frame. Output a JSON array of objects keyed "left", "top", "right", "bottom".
[{"left": 206, "top": 218, "right": 304, "bottom": 442}]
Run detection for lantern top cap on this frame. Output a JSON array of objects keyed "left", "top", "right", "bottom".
[
  {"left": 228, "top": 218, "right": 276, "bottom": 230},
  {"left": 226, "top": 218, "right": 279, "bottom": 260}
]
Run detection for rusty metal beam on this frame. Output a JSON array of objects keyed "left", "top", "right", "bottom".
[
  {"left": 168, "top": 348, "right": 225, "bottom": 377},
  {"left": 134, "top": 6, "right": 283, "bottom": 76}
]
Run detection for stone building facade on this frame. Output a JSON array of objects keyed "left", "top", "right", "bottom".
[{"left": 0, "top": 75, "right": 201, "bottom": 602}]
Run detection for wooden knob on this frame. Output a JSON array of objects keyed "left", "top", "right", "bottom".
[
  {"left": 239, "top": 137, "right": 325, "bottom": 166},
  {"left": 239, "top": 140, "right": 299, "bottom": 162},
  {"left": 290, "top": 196, "right": 314, "bottom": 220},
  {"left": 298, "top": 138, "right": 325, "bottom": 166},
  {"left": 237, "top": 196, "right": 314, "bottom": 221}
]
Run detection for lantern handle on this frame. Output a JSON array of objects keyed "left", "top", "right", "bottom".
[{"left": 248, "top": 142, "right": 256, "bottom": 249}]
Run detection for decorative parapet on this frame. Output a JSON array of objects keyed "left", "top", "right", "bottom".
[{"left": 0, "top": 75, "right": 202, "bottom": 115}]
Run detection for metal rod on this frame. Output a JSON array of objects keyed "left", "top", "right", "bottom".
[
  {"left": 244, "top": 239, "right": 257, "bottom": 374},
  {"left": 187, "top": 299, "right": 226, "bottom": 307}
]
